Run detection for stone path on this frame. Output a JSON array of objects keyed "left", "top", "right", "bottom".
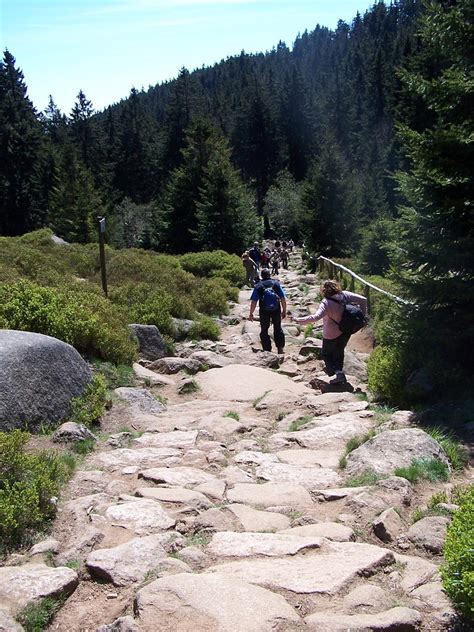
[{"left": 1, "top": 250, "right": 469, "bottom": 631}]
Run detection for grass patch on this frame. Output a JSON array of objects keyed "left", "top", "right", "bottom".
[
  {"left": 339, "top": 431, "right": 376, "bottom": 469},
  {"left": 394, "top": 458, "right": 450, "bottom": 484},
  {"left": 178, "top": 379, "right": 199, "bottom": 394},
  {"left": 345, "top": 471, "right": 384, "bottom": 487},
  {"left": 411, "top": 506, "right": 452, "bottom": 523},
  {"left": 92, "top": 360, "right": 134, "bottom": 389},
  {"left": 369, "top": 404, "right": 397, "bottom": 425},
  {"left": 427, "top": 491, "right": 449, "bottom": 508},
  {"left": 224, "top": 411, "right": 240, "bottom": 421},
  {"left": 288, "top": 415, "right": 313, "bottom": 432},
  {"left": 425, "top": 427, "right": 469, "bottom": 471},
  {"left": 17, "top": 597, "right": 63, "bottom": 631},
  {"left": 70, "top": 438, "right": 95, "bottom": 455},
  {"left": 185, "top": 532, "right": 211, "bottom": 548},
  {"left": 252, "top": 390, "right": 271, "bottom": 409},
  {"left": 303, "top": 324, "right": 314, "bottom": 338}
]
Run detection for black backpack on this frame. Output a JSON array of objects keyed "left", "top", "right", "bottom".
[{"left": 328, "top": 296, "right": 366, "bottom": 335}]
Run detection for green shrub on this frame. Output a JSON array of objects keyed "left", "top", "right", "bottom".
[
  {"left": 70, "top": 374, "right": 107, "bottom": 427},
  {"left": 0, "top": 280, "right": 137, "bottom": 364},
  {"left": 71, "top": 438, "right": 95, "bottom": 455},
  {"left": 367, "top": 345, "right": 407, "bottom": 404},
  {"left": 394, "top": 458, "right": 450, "bottom": 483},
  {"left": 0, "top": 431, "right": 74, "bottom": 552},
  {"left": 441, "top": 486, "right": 474, "bottom": 620},
  {"left": 92, "top": 361, "right": 134, "bottom": 389},
  {"left": 187, "top": 316, "right": 220, "bottom": 341},
  {"left": 17, "top": 596, "right": 63, "bottom": 631},
  {"left": 180, "top": 250, "right": 244, "bottom": 285},
  {"left": 109, "top": 283, "right": 177, "bottom": 336}
]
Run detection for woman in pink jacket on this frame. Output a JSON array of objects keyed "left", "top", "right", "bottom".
[{"left": 292, "top": 280, "right": 367, "bottom": 384}]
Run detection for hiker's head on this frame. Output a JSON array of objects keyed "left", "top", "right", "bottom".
[
  {"left": 261, "top": 268, "right": 271, "bottom": 280},
  {"left": 321, "top": 280, "right": 341, "bottom": 297},
  {"left": 254, "top": 242, "right": 259, "bottom": 248},
  {"left": 242, "top": 252, "right": 249, "bottom": 259}
]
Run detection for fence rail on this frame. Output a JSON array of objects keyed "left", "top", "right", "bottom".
[{"left": 315, "top": 255, "right": 410, "bottom": 313}]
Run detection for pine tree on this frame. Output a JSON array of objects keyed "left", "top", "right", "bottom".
[
  {"left": 393, "top": 0, "right": 474, "bottom": 376},
  {"left": 0, "top": 50, "right": 45, "bottom": 235}
]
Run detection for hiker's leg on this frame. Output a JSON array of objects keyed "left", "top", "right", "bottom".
[
  {"left": 271, "top": 311, "right": 285, "bottom": 351},
  {"left": 334, "top": 332, "right": 351, "bottom": 371},
  {"left": 259, "top": 311, "right": 272, "bottom": 351},
  {"left": 322, "top": 337, "right": 338, "bottom": 376}
]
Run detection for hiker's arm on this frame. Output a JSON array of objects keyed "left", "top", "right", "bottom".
[
  {"left": 248, "top": 300, "right": 258, "bottom": 321},
  {"left": 280, "top": 297, "right": 287, "bottom": 319},
  {"left": 292, "top": 300, "right": 327, "bottom": 325}
]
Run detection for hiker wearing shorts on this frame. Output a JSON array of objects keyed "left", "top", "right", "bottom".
[
  {"left": 248, "top": 268, "right": 286, "bottom": 354},
  {"left": 292, "top": 279, "right": 367, "bottom": 383}
]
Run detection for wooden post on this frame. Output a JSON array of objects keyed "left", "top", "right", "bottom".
[
  {"left": 350, "top": 275, "right": 355, "bottom": 292},
  {"left": 97, "top": 216, "right": 108, "bottom": 298},
  {"left": 364, "top": 284, "right": 371, "bottom": 315}
]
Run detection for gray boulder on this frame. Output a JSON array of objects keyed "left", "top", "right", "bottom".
[
  {"left": 345, "top": 428, "right": 449, "bottom": 477},
  {"left": 0, "top": 330, "right": 91, "bottom": 432},
  {"left": 52, "top": 421, "right": 96, "bottom": 443},
  {"left": 127, "top": 324, "right": 166, "bottom": 361}
]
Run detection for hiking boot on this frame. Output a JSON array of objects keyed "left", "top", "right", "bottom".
[
  {"left": 277, "top": 347, "right": 285, "bottom": 355},
  {"left": 329, "top": 371, "right": 346, "bottom": 385}
]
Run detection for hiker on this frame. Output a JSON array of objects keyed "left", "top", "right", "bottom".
[
  {"left": 241, "top": 252, "right": 258, "bottom": 287},
  {"left": 288, "top": 239, "right": 294, "bottom": 251},
  {"left": 248, "top": 242, "right": 261, "bottom": 271},
  {"left": 248, "top": 268, "right": 286, "bottom": 354},
  {"left": 270, "top": 249, "right": 280, "bottom": 275},
  {"left": 280, "top": 247, "right": 289, "bottom": 269},
  {"left": 292, "top": 279, "right": 367, "bottom": 384}
]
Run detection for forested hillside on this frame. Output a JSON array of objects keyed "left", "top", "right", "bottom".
[{"left": 1, "top": 0, "right": 421, "bottom": 253}]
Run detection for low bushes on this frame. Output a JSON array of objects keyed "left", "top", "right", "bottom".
[
  {"left": 367, "top": 346, "right": 407, "bottom": 404},
  {"left": 0, "top": 431, "right": 75, "bottom": 553},
  {"left": 441, "top": 486, "right": 474, "bottom": 621},
  {"left": 180, "top": 250, "right": 244, "bottom": 286}
]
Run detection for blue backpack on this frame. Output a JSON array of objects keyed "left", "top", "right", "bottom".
[{"left": 260, "top": 282, "right": 280, "bottom": 312}]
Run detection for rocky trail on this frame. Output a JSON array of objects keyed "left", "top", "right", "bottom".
[{"left": 1, "top": 250, "right": 471, "bottom": 632}]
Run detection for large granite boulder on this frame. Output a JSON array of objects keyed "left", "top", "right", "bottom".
[
  {"left": 0, "top": 330, "right": 91, "bottom": 431},
  {"left": 127, "top": 324, "right": 166, "bottom": 361}
]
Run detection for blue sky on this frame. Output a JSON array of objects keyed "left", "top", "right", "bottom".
[{"left": 1, "top": 0, "right": 376, "bottom": 115}]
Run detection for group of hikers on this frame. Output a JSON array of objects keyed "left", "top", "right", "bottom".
[
  {"left": 244, "top": 240, "right": 367, "bottom": 386},
  {"left": 241, "top": 240, "right": 294, "bottom": 286}
]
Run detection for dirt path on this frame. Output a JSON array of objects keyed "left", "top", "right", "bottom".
[{"left": 3, "top": 250, "right": 470, "bottom": 632}]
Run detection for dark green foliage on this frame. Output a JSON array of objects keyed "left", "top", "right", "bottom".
[
  {"left": 0, "top": 431, "right": 74, "bottom": 552},
  {"left": 441, "top": 486, "right": 474, "bottom": 620},
  {"left": 187, "top": 316, "right": 220, "bottom": 341},
  {"left": 179, "top": 251, "right": 244, "bottom": 286},
  {"left": 69, "top": 374, "right": 107, "bottom": 427},
  {"left": 264, "top": 170, "right": 303, "bottom": 240}
]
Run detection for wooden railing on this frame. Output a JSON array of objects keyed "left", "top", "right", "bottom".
[{"left": 316, "top": 255, "right": 410, "bottom": 313}]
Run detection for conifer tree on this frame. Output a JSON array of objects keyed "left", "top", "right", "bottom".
[
  {"left": 0, "top": 50, "right": 45, "bottom": 235},
  {"left": 392, "top": 0, "right": 474, "bottom": 374}
]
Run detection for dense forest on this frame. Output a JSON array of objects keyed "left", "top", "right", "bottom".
[{"left": 0, "top": 0, "right": 473, "bottom": 401}]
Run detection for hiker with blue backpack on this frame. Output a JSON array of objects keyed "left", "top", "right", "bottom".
[
  {"left": 248, "top": 268, "right": 287, "bottom": 354},
  {"left": 292, "top": 279, "right": 367, "bottom": 384}
]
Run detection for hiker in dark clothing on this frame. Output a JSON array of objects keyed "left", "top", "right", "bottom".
[
  {"left": 248, "top": 243, "right": 261, "bottom": 271},
  {"left": 248, "top": 268, "right": 286, "bottom": 354}
]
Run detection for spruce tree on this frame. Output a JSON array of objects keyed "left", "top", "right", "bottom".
[
  {"left": 393, "top": 0, "right": 474, "bottom": 378},
  {"left": 0, "top": 50, "right": 45, "bottom": 235}
]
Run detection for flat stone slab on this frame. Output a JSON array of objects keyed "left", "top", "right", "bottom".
[
  {"left": 139, "top": 466, "right": 216, "bottom": 487},
  {"left": 195, "top": 364, "right": 310, "bottom": 402},
  {"left": 0, "top": 564, "right": 78, "bottom": 612},
  {"left": 133, "top": 430, "right": 198, "bottom": 449},
  {"left": 256, "top": 462, "right": 342, "bottom": 489},
  {"left": 305, "top": 606, "right": 422, "bottom": 631},
  {"left": 227, "top": 482, "right": 313, "bottom": 508},
  {"left": 227, "top": 504, "right": 290, "bottom": 532},
  {"left": 91, "top": 447, "right": 182, "bottom": 471},
  {"left": 280, "top": 523, "right": 355, "bottom": 542},
  {"left": 86, "top": 535, "right": 168, "bottom": 586},
  {"left": 206, "top": 541, "right": 394, "bottom": 595},
  {"left": 105, "top": 500, "right": 176, "bottom": 534},
  {"left": 134, "top": 572, "right": 300, "bottom": 631},
  {"left": 207, "top": 532, "right": 323, "bottom": 557},
  {"left": 135, "top": 487, "right": 212, "bottom": 508},
  {"left": 276, "top": 449, "right": 341, "bottom": 469},
  {"left": 133, "top": 363, "right": 175, "bottom": 385}
]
